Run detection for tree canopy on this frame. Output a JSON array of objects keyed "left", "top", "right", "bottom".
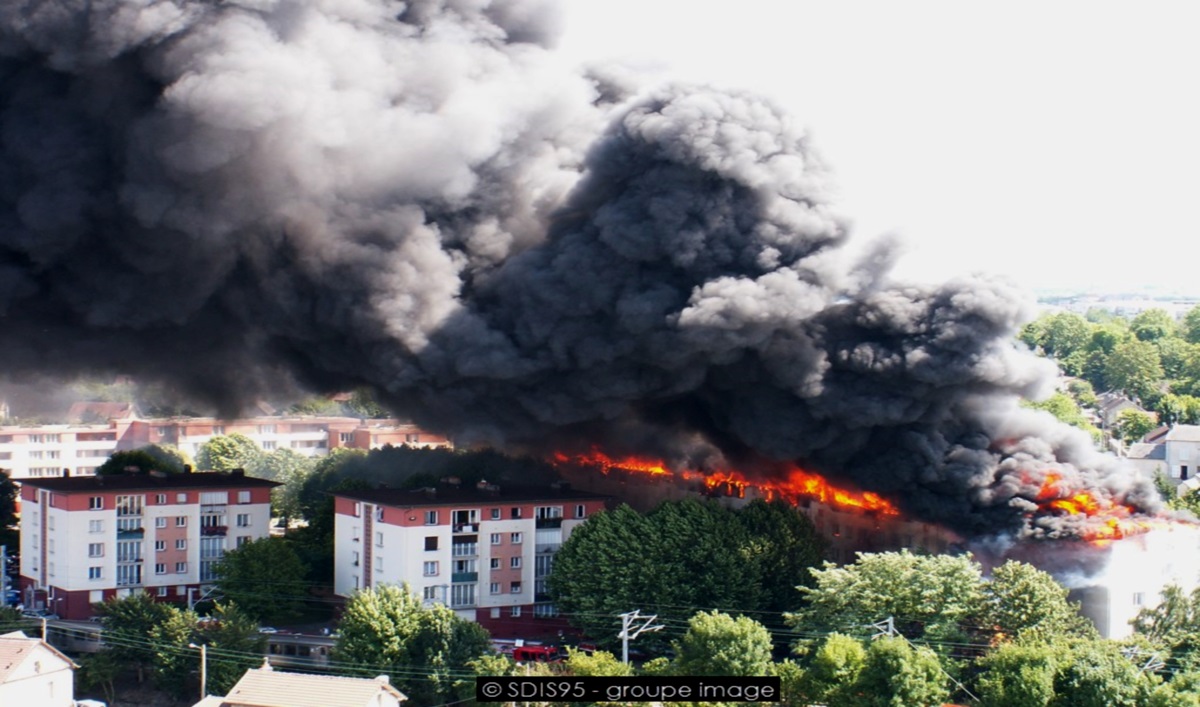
[
  {"left": 334, "top": 583, "right": 492, "bottom": 704},
  {"left": 213, "top": 537, "right": 307, "bottom": 622},
  {"left": 97, "top": 448, "right": 185, "bottom": 476}
]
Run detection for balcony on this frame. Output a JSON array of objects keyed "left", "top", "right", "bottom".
[
  {"left": 451, "top": 572, "right": 478, "bottom": 583},
  {"left": 116, "top": 527, "right": 145, "bottom": 539},
  {"left": 535, "top": 517, "right": 562, "bottom": 529},
  {"left": 200, "top": 526, "right": 229, "bottom": 537},
  {"left": 452, "top": 523, "right": 477, "bottom": 534}
]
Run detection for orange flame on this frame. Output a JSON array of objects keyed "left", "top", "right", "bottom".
[
  {"left": 1033, "top": 471, "right": 1175, "bottom": 545},
  {"left": 552, "top": 449, "right": 900, "bottom": 516}
]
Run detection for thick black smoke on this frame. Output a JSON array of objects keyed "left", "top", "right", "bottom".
[{"left": 0, "top": 0, "right": 1163, "bottom": 537}]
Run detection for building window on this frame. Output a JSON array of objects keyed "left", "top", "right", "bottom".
[
  {"left": 176, "top": 562, "right": 187, "bottom": 573},
  {"left": 237, "top": 536, "right": 250, "bottom": 548},
  {"left": 176, "top": 516, "right": 187, "bottom": 527},
  {"left": 156, "top": 563, "right": 167, "bottom": 575},
  {"left": 353, "top": 502, "right": 362, "bottom": 518},
  {"left": 1134, "top": 592, "right": 1146, "bottom": 606},
  {"left": 425, "top": 510, "right": 438, "bottom": 525},
  {"left": 236, "top": 514, "right": 251, "bottom": 527},
  {"left": 1183, "top": 466, "right": 1191, "bottom": 481},
  {"left": 176, "top": 539, "right": 187, "bottom": 550},
  {"left": 423, "top": 586, "right": 438, "bottom": 601},
  {"left": 157, "top": 587, "right": 168, "bottom": 597},
  {"left": 156, "top": 494, "right": 167, "bottom": 504},
  {"left": 156, "top": 517, "right": 167, "bottom": 528},
  {"left": 375, "top": 532, "right": 383, "bottom": 547},
  {"left": 89, "top": 519, "right": 103, "bottom": 533},
  {"left": 155, "top": 541, "right": 166, "bottom": 552},
  {"left": 575, "top": 504, "right": 586, "bottom": 519},
  {"left": 88, "top": 567, "right": 102, "bottom": 580},
  {"left": 451, "top": 584, "right": 475, "bottom": 607},
  {"left": 375, "top": 556, "right": 383, "bottom": 572},
  {"left": 177, "top": 493, "right": 187, "bottom": 503},
  {"left": 490, "top": 533, "right": 501, "bottom": 545},
  {"left": 510, "top": 533, "right": 523, "bottom": 544},
  {"left": 490, "top": 608, "right": 501, "bottom": 619},
  {"left": 534, "top": 603, "right": 557, "bottom": 618},
  {"left": 261, "top": 441, "right": 276, "bottom": 451},
  {"left": 258, "top": 424, "right": 276, "bottom": 434},
  {"left": 88, "top": 543, "right": 104, "bottom": 558},
  {"left": 511, "top": 606, "right": 521, "bottom": 617},
  {"left": 511, "top": 507, "right": 522, "bottom": 519},
  {"left": 238, "top": 491, "right": 251, "bottom": 504},
  {"left": 423, "top": 561, "right": 439, "bottom": 576},
  {"left": 490, "top": 558, "right": 500, "bottom": 570},
  {"left": 49, "top": 539, "right": 54, "bottom": 554},
  {"left": 490, "top": 508, "right": 501, "bottom": 520},
  {"left": 511, "top": 556, "right": 522, "bottom": 569},
  {"left": 425, "top": 537, "right": 438, "bottom": 551},
  {"left": 89, "top": 496, "right": 103, "bottom": 510},
  {"left": 490, "top": 582, "right": 500, "bottom": 594},
  {"left": 510, "top": 582, "right": 522, "bottom": 594},
  {"left": 352, "top": 551, "right": 360, "bottom": 567},
  {"left": 375, "top": 506, "right": 384, "bottom": 521}
]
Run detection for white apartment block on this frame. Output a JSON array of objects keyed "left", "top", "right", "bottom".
[
  {"left": 332, "top": 480, "right": 608, "bottom": 639},
  {"left": 0, "top": 416, "right": 450, "bottom": 481},
  {"left": 18, "top": 469, "right": 279, "bottom": 620}
]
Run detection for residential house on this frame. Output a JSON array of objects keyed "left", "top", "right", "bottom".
[
  {"left": 332, "top": 479, "right": 608, "bottom": 638},
  {"left": 0, "top": 630, "right": 78, "bottom": 707},
  {"left": 194, "top": 660, "right": 405, "bottom": 707},
  {"left": 1125, "top": 424, "right": 1200, "bottom": 485},
  {"left": 17, "top": 468, "right": 279, "bottom": 620}
]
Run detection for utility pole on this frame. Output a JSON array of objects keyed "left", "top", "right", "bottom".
[
  {"left": 189, "top": 643, "right": 208, "bottom": 699},
  {"left": 618, "top": 610, "right": 663, "bottom": 664}
]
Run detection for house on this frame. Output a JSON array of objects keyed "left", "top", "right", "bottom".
[
  {"left": 1124, "top": 424, "right": 1200, "bottom": 485},
  {"left": 193, "top": 660, "right": 405, "bottom": 707},
  {"left": 0, "top": 630, "right": 78, "bottom": 707},
  {"left": 17, "top": 468, "right": 280, "bottom": 620},
  {"left": 1095, "top": 391, "right": 1146, "bottom": 431},
  {"left": 332, "top": 479, "right": 608, "bottom": 638}
]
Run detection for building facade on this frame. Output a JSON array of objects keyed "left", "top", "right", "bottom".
[
  {"left": 0, "top": 416, "right": 450, "bottom": 481},
  {"left": 17, "top": 469, "right": 279, "bottom": 620},
  {"left": 0, "top": 630, "right": 78, "bottom": 707},
  {"left": 332, "top": 480, "right": 608, "bottom": 639}
]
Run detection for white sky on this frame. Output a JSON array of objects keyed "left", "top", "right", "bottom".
[{"left": 556, "top": 1, "right": 1200, "bottom": 295}]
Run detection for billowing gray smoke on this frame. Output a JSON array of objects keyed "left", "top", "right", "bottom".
[{"left": 0, "top": 0, "right": 1164, "bottom": 537}]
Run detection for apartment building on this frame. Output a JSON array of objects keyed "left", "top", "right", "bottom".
[
  {"left": 0, "top": 416, "right": 450, "bottom": 481},
  {"left": 17, "top": 469, "right": 279, "bottom": 620},
  {"left": 331, "top": 480, "right": 608, "bottom": 638}
]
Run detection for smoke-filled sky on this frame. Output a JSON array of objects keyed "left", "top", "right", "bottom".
[
  {"left": 0, "top": 0, "right": 1172, "bottom": 537},
  {"left": 559, "top": 0, "right": 1200, "bottom": 295}
]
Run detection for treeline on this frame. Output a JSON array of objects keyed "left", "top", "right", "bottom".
[{"left": 1021, "top": 306, "right": 1200, "bottom": 426}]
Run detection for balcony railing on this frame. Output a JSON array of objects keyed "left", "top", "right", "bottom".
[
  {"left": 116, "top": 527, "right": 145, "bottom": 539},
  {"left": 535, "top": 517, "right": 562, "bottom": 529},
  {"left": 451, "top": 572, "right": 478, "bottom": 583},
  {"left": 452, "top": 523, "right": 477, "bottom": 533},
  {"left": 200, "top": 526, "right": 229, "bottom": 537},
  {"left": 452, "top": 544, "right": 477, "bottom": 557},
  {"left": 535, "top": 544, "right": 560, "bottom": 555}
]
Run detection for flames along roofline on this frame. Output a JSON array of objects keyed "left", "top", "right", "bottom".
[
  {"left": 330, "top": 483, "right": 610, "bottom": 507},
  {"left": 16, "top": 470, "right": 282, "bottom": 492}
]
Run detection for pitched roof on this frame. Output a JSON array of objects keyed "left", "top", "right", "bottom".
[
  {"left": 66, "top": 401, "right": 139, "bottom": 422},
  {"left": 213, "top": 666, "right": 405, "bottom": 707},
  {"left": 0, "top": 631, "right": 77, "bottom": 683},
  {"left": 1166, "top": 425, "right": 1200, "bottom": 443},
  {"left": 1126, "top": 442, "right": 1166, "bottom": 461},
  {"left": 19, "top": 470, "right": 281, "bottom": 493}
]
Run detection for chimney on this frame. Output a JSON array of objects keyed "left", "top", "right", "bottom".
[
  {"left": 374, "top": 675, "right": 390, "bottom": 685},
  {"left": 231, "top": 468, "right": 245, "bottom": 477},
  {"left": 62, "top": 468, "right": 70, "bottom": 478},
  {"left": 183, "top": 464, "right": 192, "bottom": 474}
]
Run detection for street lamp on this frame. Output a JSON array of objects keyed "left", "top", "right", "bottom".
[{"left": 189, "top": 643, "right": 208, "bottom": 699}]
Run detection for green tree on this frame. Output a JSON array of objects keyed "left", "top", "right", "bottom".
[
  {"left": 0, "top": 471, "right": 17, "bottom": 549},
  {"left": 1184, "top": 306, "right": 1200, "bottom": 344},
  {"left": 1067, "top": 378, "right": 1098, "bottom": 408},
  {"left": 197, "top": 603, "right": 268, "bottom": 695},
  {"left": 196, "top": 433, "right": 264, "bottom": 472},
  {"left": 1149, "top": 670, "right": 1200, "bottom": 707},
  {"left": 1157, "top": 393, "right": 1200, "bottom": 426},
  {"left": 1132, "top": 308, "right": 1178, "bottom": 342},
  {"left": 95, "top": 592, "right": 177, "bottom": 683},
  {"left": 256, "top": 448, "right": 315, "bottom": 520},
  {"left": 1105, "top": 338, "right": 1165, "bottom": 401},
  {"left": 975, "top": 640, "right": 1057, "bottom": 707},
  {"left": 214, "top": 537, "right": 307, "bottom": 622},
  {"left": 672, "top": 611, "right": 773, "bottom": 677},
  {"left": 1050, "top": 638, "right": 1154, "bottom": 707},
  {"left": 96, "top": 448, "right": 184, "bottom": 476},
  {"left": 334, "top": 584, "right": 492, "bottom": 704},
  {"left": 1115, "top": 408, "right": 1157, "bottom": 441},
  {"left": 800, "top": 633, "right": 867, "bottom": 706},
  {"left": 148, "top": 604, "right": 199, "bottom": 697},
  {"left": 840, "top": 636, "right": 948, "bottom": 707},
  {"left": 981, "top": 561, "right": 1096, "bottom": 641},
  {"left": 735, "top": 500, "right": 826, "bottom": 616},
  {"left": 1042, "top": 312, "right": 1093, "bottom": 359},
  {"left": 791, "top": 551, "right": 984, "bottom": 645},
  {"left": 76, "top": 651, "right": 122, "bottom": 705}
]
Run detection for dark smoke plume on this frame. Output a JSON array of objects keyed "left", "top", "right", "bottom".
[{"left": 0, "top": 0, "right": 1163, "bottom": 537}]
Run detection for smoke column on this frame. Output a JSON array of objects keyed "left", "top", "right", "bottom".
[{"left": 0, "top": 0, "right": 1163, "bottom": 537}]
